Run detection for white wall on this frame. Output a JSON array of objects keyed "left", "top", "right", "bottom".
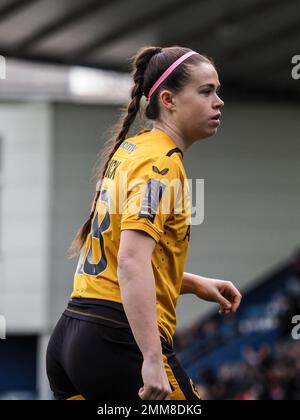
[{"left": 0, "top": 103, "right": 52, "bottom": 333}]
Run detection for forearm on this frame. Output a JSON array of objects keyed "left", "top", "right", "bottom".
[
  {"left": 180, "top": 271, "right": 210, "bottom": 296},
  {"left": 118, "top": 258, "right": 162, "bottom": 360},
  {"left": 180, "top": 271, "right": 242, "bottom": 314}
]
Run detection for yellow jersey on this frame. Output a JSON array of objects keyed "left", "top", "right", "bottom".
[{"left": 71, "top": 129, "right": 191, "bottom": 345}]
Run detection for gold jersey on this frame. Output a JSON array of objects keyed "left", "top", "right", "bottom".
[{"left": 71, "top": 129, "right": 191, "bottom": 345}]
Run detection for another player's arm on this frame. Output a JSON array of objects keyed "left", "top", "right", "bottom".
[
  {"left": 180, "top": 271, "right": 242, "bottom": 314},
  {"left": 118, "top": 229, "right": 171, "bottom": 400}
]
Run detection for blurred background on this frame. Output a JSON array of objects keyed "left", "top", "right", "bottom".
[{"left": 0, "top": 0, "right": 299, "bottom": 400}]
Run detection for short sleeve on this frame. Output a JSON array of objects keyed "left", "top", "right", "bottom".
[{"left": 120, "top": 156, "right": 181, "bottom": 242}]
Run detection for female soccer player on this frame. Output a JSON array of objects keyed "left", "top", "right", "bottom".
[{"left": 46, "top": 45, "right": 242, "bottom": 400}]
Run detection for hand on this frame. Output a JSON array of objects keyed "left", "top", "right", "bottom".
[
  {"left": 195, "top": 278, "right": 242, "bottom": 315},
  {"left": 138, "top": 357, "right": 172, "bottom": 400}
]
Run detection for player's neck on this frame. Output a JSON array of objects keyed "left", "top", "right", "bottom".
[{"left": 151, "top": 123, "right": 188, "bottom": 154}]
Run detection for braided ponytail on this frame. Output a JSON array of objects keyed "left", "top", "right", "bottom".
[{"left": 67, "top": 46, "right": 162, "bottom": 258}]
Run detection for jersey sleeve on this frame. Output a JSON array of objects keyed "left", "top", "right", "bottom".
[{"left": 120, "top": 155, "right": 181, "bottom": 242}]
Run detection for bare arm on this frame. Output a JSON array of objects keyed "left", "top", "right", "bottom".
[
  {"left": 118, "top": 229, "right": 171, "bottom": 400},
  {"left": 118, "top": 230, "right": 161, "bottom": 359},
  {"left": 180, "top": 271, "right": 242, "bottom": 315}
]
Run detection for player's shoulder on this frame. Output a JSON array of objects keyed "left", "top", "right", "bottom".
[
  {"left": 152, "top": 152, "right": 183, "bottom": 176},
  {"left": 128, "top": 147, "right": 184, "bottom": 180},
  {"left": 124, "top": 130, "right": 184, "bottom": 174}
]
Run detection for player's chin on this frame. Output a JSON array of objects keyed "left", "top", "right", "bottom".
[{"left": 201, "top": 126, "right": 219, "bottom": 139}]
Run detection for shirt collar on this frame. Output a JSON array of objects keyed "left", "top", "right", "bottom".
[{"left": 136, "top": 129, "right": 184, "bottom": 157}]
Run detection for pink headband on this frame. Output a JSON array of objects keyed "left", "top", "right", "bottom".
[{"left": 146, "top": 51, "right": 198, "bottom": 102}]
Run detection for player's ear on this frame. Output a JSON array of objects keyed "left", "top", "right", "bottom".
[{"left": 160, "top": 90, "right": 175, "bottom": 110}]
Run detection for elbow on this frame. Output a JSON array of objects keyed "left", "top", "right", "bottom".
[
  {"left": 117, "top": 251, "right": 151, "bottom": 281},
  {"left": 117, "top": 242, "right": 138, "bottom": 268},
  {"left": 117, "top": 253, "right": 140, "bottom": 289},
  {"left": 118, "top": 230, "right": 155, "bottom": 270},
  {"left": 117, "top": 251, "right": 142, "bottom": 282},
  {"left": 117, "top": 253, "right": 135, "bottom": 270}
]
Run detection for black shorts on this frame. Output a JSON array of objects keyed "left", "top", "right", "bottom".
[{"left": 46, "top": 298, "right": 201, "bottom": 400}]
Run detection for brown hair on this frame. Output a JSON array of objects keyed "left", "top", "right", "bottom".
[{"left": 68, "top": 45, "right": 213, "bottom": 258}]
